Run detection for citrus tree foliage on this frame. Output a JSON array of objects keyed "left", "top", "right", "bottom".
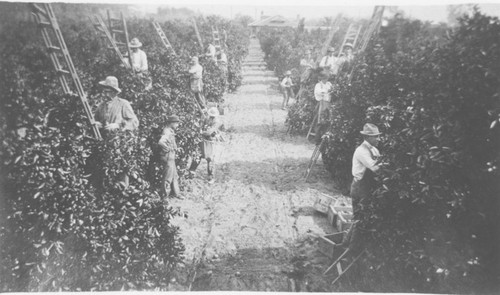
[
  {"left": 258, "top": 10, "right": 500, "bottom": 293},
  {"left": 0, "top": 9, "right": 248, "bottom": 291}
]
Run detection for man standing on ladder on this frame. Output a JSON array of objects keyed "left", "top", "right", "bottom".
[
  {"left": 188, "top": 56, "right": 206, "bottom": 111},
  {"left": 124, "top": 38, "right": 151, "bottom": 89},
  {"left": 205, "top": 42, "right": 217, "bottom": 62},
  {"left": 314, "top": 72, "right": 333, "bottom": 123},
  {"left": 319, "top": 47, "right": 340, "bottom": 76},
  {"left": 297, "top": 48, "right": 316, "bottom": 101},
  {"left": 345, "top": 123, "right": 383, "bottom": 250}
]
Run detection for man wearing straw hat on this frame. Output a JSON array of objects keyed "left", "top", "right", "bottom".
[
  {"left": 314, "top": 71, "right": 333, "bottom": 123},
  {"left": 125, "top": 38, "right": 148, "bottom": 73},
  {"left": 188, "top": 56, "right": 206, "bottom": 110},
  {"left": 94, "top": 76, "right": 139, "bottom": 189},
  {"left": 158, "top": 115, "right": 181, "bottom": 198},
  {"left": 188, "top": 107, "right": 223, "bottom": 184},
  {"left": 94, "top": 76, "right": 139, "bottom": 135},
  {"left": 338, "top": 43, "right": 355, "bottom": 72}
]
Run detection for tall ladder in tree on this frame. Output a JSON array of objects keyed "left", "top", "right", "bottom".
[
  {"left": 89, "top": 14, "right": 132, "bottom": 72},
  {"left": 347, "top": 6, "right": 386, "bottom": 84},
  {"left": 30, "top": 3, "right": 101, "bottom": 140},
  {"left": 107, "top": 10, "right": 135, "bottom": 74},
  {"left": 324, "top": 248, "right": 367, "bottom": 285},
  {"left": 152, "top": 21, "right": 176, "bottom": 56},
  {"left": 192, "top": 17, "right": 204, "bottom": 51},
  {"left": 212, "top": 26, "right": 222, "bottom": 51}
]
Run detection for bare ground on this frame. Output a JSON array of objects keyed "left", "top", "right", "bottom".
[{"left": 167, "top": 39, "right": 348, "bottom": 291}]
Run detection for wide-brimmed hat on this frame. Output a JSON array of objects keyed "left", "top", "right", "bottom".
[
  {"left": 190, "top": 56, "right": 199, "bottom": 64},
  {"left": 285, "top": 70, "right": 292, "bottom": 75},
  {"left": 327, "top": 47, "right": 335, "bottom": 52},
  {"left": 129, "top": 38, "right": 142, "bottom": 48},
  {"left": 166, "top": 115, "right": 180, "bottom": 123},
  {"left": 98, "top": 76, "right": 121, "bottom": 93},
  {"left": 360, "top": 123, "right": 381, "bottom": 136},
  {"left": 207, "top": 107, "right": 220, "bottom": 117},
  {"left": 344, "top": 43, "right": 354, "bottom": 49}
]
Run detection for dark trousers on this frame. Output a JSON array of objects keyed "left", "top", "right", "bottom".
[
  {"left": 160, "top": 152, "right": 179, "bottom": 197},
  {"left": 189, "top": 157, "right": 213, "bottom": 176}
]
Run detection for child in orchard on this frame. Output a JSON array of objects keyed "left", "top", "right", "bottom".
[
  {"left": 188, "top": 107, "right": 224, "bottom": 184},
  {"left": 280, "top": 70, "right": 294, "bottom": 110}
]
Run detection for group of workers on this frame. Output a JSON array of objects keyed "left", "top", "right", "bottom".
[
  {"left": 280, "top": 43, "right": 355, "bottom": 115},
  {"left": 94, "top": 38, "right": 227, "bottom": 198}
]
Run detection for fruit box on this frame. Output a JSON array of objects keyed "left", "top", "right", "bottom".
[
  {"left": 317, "top": 233, "right": 345, "bottom": 259},
  {"left": 336, "top": 211, "right": 354, "bottom": 232},
  {"left": 313, "top": 194, "right": 336, "bottom": 214}
]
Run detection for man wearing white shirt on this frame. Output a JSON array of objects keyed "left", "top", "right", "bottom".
[
  {"left": 205, "top": 43, "right": 217, "bottom": 62},
  {"left": 188, "top": 56, "right": 206, "bottom": 110},
  {"left": 319, "top": 47, "right": 340, "bottom": 76},
  {"left": 351, "top": 123, "right": 382, "bottom": 218},
  {"left": 280, "top": 70, "right": 294, "bottom": 109},
  {"left": 314, "top": 72, "right": 333, "bottom": 123},
  {"left": 126, "top": 38, "right": 148, "bottom": 73}
]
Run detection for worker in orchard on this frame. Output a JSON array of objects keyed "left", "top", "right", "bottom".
[
  {"left": 188, "top": 107, "right": 224, "bottom": 184},
  {"left": 94, "top": 76, "right": 139, "bottom": 189},
  {"left": 125, "top": 38, "right": 148, "bottom": 73},
  {"left": 319, "top": 47, "right": 340, "bottom": 76},
  {"left": 280, "top": 70, "right": 294, "bottom": 110},
  {"left": 158, "top": 115, "right": 181, "bottom": 198},
  {"left": 205, "top": 42, "right": 217, "bottom": 62},
  {"left": 300, "top": 48, "right": 316, "bottom": 84},
  {"left": 188, "top": 56, "right": 206, "bottom": 111},
  {"left": 344, "top": 123, "right": 384, "bottom": 250},
  {"left": 94, "top": 76, "right": 139, "bottom": 135},
  {"left": 217, "top": 49, "right": 229, "bottom": 90},
  {"left": 313, "top": 71, "right": 333, "bottom": 123},
  {"left": 338, "top": 43, "right": 355, "bottom": 72}
]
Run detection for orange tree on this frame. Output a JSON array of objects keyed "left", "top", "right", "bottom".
[
  {"left": 0, "top": 6, "right": 248, "bottom": 291},
  {"left": 320, "top": 12, "right": 500, "bottom": 293}
]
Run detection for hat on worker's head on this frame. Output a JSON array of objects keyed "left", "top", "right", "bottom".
[
  {"left": 360, "top": 123, "right": 381, "bottom": 136},
  {"left": 344, "top": 43, "right": 354, "bottom": 49},
  {"left": 285, "top": 70, "right": 292, "bottom": 76},
  {"left": 305, "top": 48, "right": 312, "bottom": 54},
  {"left": 190, "top": 56, "right": 199, "bottom": 64},
  {"left": 98, "top": 76, "right": 121, "bottom": 93},
  {"left": 207, "top": 107, "right": 220, "bottom": 117},
  {"left": 166, "top": 115, "right": 181, "bottom": 123},
  {"left": 327, "top": 47, "right": 335, "bottom": 53},
  {"left": 129, "top": 38, "right": 142, "bottom": 48}
]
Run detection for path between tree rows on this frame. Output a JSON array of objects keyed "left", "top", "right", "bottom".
[{"left": 170, "top": 38, "right": 345, "bottom": 291}]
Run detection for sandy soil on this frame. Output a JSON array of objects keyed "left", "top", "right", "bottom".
[{"left": 168, "top": 38, "right": 349, "bottom": 291}]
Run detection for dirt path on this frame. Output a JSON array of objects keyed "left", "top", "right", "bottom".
[{"left": 169, "top": 38, "right": 346, "bottom": 291}]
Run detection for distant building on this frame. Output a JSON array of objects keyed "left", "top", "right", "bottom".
[{"left": 248, "top": 15, "right": 298, "bottom": 35}]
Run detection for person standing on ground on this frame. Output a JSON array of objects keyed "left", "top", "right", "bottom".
[
  {"left": 94, "top": 76, "right": 139, "bottom": 189},
  {"left": 319, "top": 47, "right": 340, "bottom": 76},
  {"left": 280, "top": 70, "right": 294, "bottom": 110},
  {"left": 188, "top": 56, "right": 206, "bottom": 111},
  {"left": 313, "top": 72, "right": 333, "bottom": 123},
  {"left": 217, "top": 49, "right": 229, "bottom": 91},
  {"left": 188, "top": 107, "right": 223, "bottom": 184},
  {"left": 158, "top": 115, "right": 181, "bottom": 198},
  {"left": 344, "top": 123, "right": 383, "bottom": 250}
]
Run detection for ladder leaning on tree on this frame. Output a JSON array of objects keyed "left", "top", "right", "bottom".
[
  {"left": 152, "top": 21, "right": 177, "bottom": 56},
  {"left": 89, "top": 13, "right": 133, "bottom": 73},
  {"left": 107, "top": 10, "right": 135, "bottom": 74},
  {"left": 212, "top": 26, "right": 222, "bottom": 51},
  {"left": 30, "top": 3, "right": 101, "bottom": 140}
]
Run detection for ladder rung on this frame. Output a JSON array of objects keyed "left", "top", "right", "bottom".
[
  {"left": 112, "top": 29, "right": 124, "bottom": 34},
  {"left": 38, "top": 21, "right": 52, "bottom": 27},
  {"left": 47, "top": 45, "right": 61, "bottom": 52},
  {"left": 32, "top": 4, "right": 48, "bottom": 17},
  {"left": 56, "top": 69, "right": 70, "bottom": 75}
]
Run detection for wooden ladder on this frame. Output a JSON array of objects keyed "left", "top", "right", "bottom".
[
  {"left": 306, "top": 104, "right": 320, "bottom": 140},
  {"left": 107, "top": 10, "right": 135, "bottom": 74},
  {"left": 336, "top": 23, "right": 362, "bottom": 58},
  {"left": 152, "top": 21, "right": 176, "bottom": 56},
  {"left": 89, "top": 13, "right": 133, "bottom": 72},
  {"left": 212, "top": 26, "right": 222, "bottom": 51},
  {"left": 30, "top": 3, "right": 101, "bottom": 140},
  {"left": 324, "top": 248, "right": 367, "bottom": 285},
  {"left": 192, "top": 17, "right": 204, "bottom": 51},
  {"left": 305, "top": 137, "right": 326, "bottom": 181}
]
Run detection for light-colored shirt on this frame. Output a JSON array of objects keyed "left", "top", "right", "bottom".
[
  {"left": 280, "top": 76, "right": 293, "bottom": 88},
  {"left": 352, "top": 141, "right": 381, "bottom": 181},
  {"left": 95, "top": 96, "right": 139, "bottom": 131},
  {"left": 189, "top": 64, "right": 203, "bottom": 80},
  {"left": 217, "top": 52, "right": 228, "bottom": 66},
  {"left": 158, "top": 127, "right": 177, "bottom": 154},
  {"left": 300, "top": 57, "right": 315, "bottom": 70},
  {"left": 126, "top": 49, "right": 148, "bottom": 72},
  {"left": 314, "top": 81, "right": 332, "bottom": 102},
  {"left": 206, "top": 44, "right": 216, "bottom": 61}
]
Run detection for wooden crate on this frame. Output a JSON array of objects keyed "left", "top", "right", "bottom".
[
  {"left": 317, "top": 233, "right": 344, "bottom": 259},
  {"left": 218, "top": 106, "right": 228, "bottom": 116},
  {"left": 313, "top": 194, "right": 336, "bottom": 214},
  {"left": 327, "top": 204, "right": 337, "bottom": 226},
  {"left": 336, "top": 211, "right": 354, "bottom": 232}
]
